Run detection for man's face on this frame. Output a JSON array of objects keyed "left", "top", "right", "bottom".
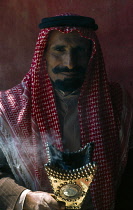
[{"left": 45, "top": 30, "right": 92, "bottom": 92}]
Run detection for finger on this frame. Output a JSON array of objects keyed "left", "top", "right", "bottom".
[
  {"left": 38, "top": 203, "right": 51, "bottom": 210},
  {"left": 50, "top": 193, "right": 57, "bottom": 200},
  {"left": 42, "top": 193, "right": 60, "bottom": 209},
  {"left": 49, "top": 194, "right": 66, "bottom": 209},
  {"left": 57, "top": 201, "right": 66, "bottom": 210}
]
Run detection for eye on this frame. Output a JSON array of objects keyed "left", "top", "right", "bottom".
[
  {"left": 76, "top": 46, "right": 87, "bottom": 53},
  {"left": 54, "top": 46, "right": 65, "bottom": 52}
]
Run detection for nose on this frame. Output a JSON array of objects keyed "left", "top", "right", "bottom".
[{"left": 63, "top": 51, "right": 76, "bottom": 69}]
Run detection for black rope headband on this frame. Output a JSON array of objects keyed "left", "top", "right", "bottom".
[{"left": 39, "top": 15, "right": 98, "bottom": 31}]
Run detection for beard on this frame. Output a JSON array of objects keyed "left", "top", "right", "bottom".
[
  {"left": 52, "top": 77, "right": 85, "bottom": 92},
  {"left": 51, "top": 66, "right": 86, "bottom": 92}
]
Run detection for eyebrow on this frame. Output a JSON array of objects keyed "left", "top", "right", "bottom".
[
  {"left": 52, "top": 45, "right": 66, "bottom": 49},
  {"left": 52, "top": 44, "right": 88, "bottom": 49}
]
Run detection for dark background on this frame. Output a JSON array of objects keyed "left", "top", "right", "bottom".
[{"left": 0, "top": 1, "right": 133, "bottom": 209}]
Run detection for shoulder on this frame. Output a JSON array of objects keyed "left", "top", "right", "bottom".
[
  {"left": 109, "top": 82, "right": 133, "bottom": 111},
  {"left": 0, "top": 83, "right": 24, "bottom": 102},
  {"left": 0, "top": 83, "right": 25, "bottom": 116},
  {"left": 109, "top": 83, "right": 133, "bottom": 126}
]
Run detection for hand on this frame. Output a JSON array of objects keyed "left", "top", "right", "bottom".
[{"left": 23, "top": 191, "right": 65, "bottom": 210}]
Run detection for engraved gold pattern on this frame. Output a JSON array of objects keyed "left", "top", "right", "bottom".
[{"left": 45, "top": 163, "right": 97, "bottom": 209}]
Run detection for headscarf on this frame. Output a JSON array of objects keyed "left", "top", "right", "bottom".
[{"left": 0, "top": 14, "right": 132, "bottom": 209}]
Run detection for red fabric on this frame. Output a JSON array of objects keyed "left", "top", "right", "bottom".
[{"left": 0, "top": 23, "right": 132, "bottom": 209}]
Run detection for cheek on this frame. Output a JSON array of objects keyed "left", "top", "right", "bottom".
[
  {"left": 48, "top": 54, "right": 63, "bottom": 70},
  {"left": 46, "top": 55, "right": 61, "bottom": 81},
  {"left": 77, "top": 56, "right": 89, "bottom": 67}
]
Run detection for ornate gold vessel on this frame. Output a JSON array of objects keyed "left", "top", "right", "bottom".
[{"left": 45, "top": 143, "right": 97, "bottom": 209}]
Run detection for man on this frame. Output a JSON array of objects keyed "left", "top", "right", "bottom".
[{"left": 0, "top": 14, "right": 132, "bottom": 210}]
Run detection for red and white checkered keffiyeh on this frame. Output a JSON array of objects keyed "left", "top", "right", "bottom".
[{"left": 0, "top": 18, "right": 132, "bottom": 209}]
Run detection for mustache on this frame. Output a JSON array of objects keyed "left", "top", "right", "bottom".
[{"left": 52, "top": 66, "right": 86, "bottom": 74}]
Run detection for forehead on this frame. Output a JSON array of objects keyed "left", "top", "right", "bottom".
[{"left": 46, "top": 30, "right": 89, "bottom": 47}]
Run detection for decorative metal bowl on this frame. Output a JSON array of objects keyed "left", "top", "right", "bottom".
[{"left": 45, "top": 142, "right": 97, "bottom": 209}]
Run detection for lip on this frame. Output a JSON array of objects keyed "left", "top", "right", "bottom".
[{"left": 61, "top": 72, "right": 77, "bottom": 77}]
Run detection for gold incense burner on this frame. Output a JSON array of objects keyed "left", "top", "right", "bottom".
[{"left": 45, "top": 143, "right": 97, "bottom": 209}]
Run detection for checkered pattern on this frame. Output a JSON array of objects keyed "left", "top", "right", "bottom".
[{"left": 0, "top": 14, "right": 132, "bottom": 209}]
